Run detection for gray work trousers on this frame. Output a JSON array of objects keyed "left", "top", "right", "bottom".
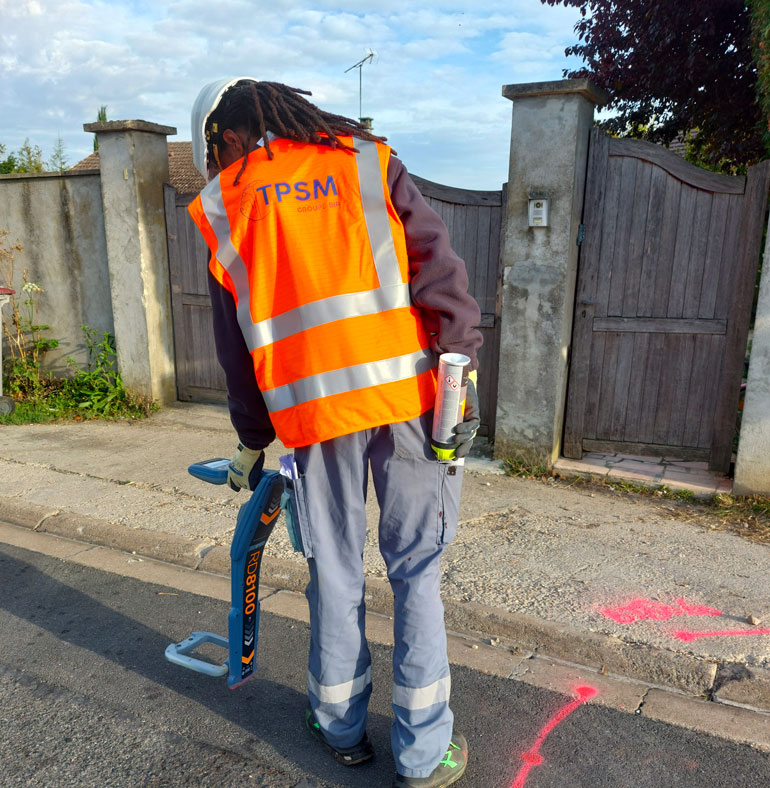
[{"left": 292, "top": 411, "right": 463, "bottom": 778}]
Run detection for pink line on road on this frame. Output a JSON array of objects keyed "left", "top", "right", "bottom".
[
  {"left": 509, "top": 685, "right": 597, "bottom": 788},
  {"left": 673, "top": 628, "right": 770, "bottom": 642}
]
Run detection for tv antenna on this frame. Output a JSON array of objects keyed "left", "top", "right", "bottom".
[{"left": 345, "top": 50, "right": 376, "bottom": 122}]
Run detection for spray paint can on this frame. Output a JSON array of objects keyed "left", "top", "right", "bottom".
[{"left": 432, "top": 353, "right": 471, "bottom": 462}]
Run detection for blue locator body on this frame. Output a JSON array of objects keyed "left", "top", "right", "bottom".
[{"left": 165, "top": 458, "right": 284, "bottom": 689}]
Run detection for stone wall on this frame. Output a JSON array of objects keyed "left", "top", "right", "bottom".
[{"left": 0, "top": 171, "right": 112, "bottom": 373}]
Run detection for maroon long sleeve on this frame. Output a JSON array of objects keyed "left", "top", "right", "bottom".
[
  {"left": 387, "top": 156, "right": 483, "bottom": 368},
  {"left": 209, "top": 153, "right": 483, "bottom": 449}
]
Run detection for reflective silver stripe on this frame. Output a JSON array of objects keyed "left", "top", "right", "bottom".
[
  {"left": 263, "top": 347, "right": 435, "bottom": 413},
  {"left": 356, "top": 140, "right": 403, "bottom": 287},
  {"left": 308, "top": 667, "right": 372, "bottom": 705},
  {"left": 199, "top": 153, "right": 411, "bottom": 353},
  {"left": 244, "top": 283, "right": 411, "bottom": 351},
  {"left": 392, "top": 676, "right": 451, "bottom": 711},
  {"left": 200, "top": 179, "right": 256, "bottom": 344}
]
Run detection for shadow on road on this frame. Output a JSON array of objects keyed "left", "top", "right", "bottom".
[{"left": 0, "top": 547, "right": 393, "bottom": 787}]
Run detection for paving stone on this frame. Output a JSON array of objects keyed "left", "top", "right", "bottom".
[
  {"left": 641, "top": 689, "right": 770, "bottom": 751},
  {"left": 607, "top": 467, "right": 663, "bottom": 485},
  {"left": 577, "top": 455, "right": 614, "bottom": 470},
  {"left": 614, "top": 454, "right": 662, "bottom": 464},
  {"left": 663, "top": 460, "right": 709, "bottom": 470},
  {"left": 612, "top": 458, "right": 664, "bottom": 471}
]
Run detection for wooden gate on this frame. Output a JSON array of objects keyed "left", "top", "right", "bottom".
[
  {"left": 165, "top": 178, "right": 504, "bottom": 436},
  {"left": 410, "top": 176, "right": 504, "bottom": 437},
  {"left": 564, "top": 130, "right": 770, "bottom": 471},
  {"left": 164, "top": 186, "right": 228, "bottom": 402}
]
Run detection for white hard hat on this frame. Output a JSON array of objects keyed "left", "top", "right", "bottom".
[{"left": 191, "top": 77, "right": 256, "bottom": 179}]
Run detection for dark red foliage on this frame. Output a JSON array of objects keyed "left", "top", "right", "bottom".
[{"left": 542, "top": 0, "right": 765, "bottom": 168}]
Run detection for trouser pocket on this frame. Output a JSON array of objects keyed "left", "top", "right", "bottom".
[
  {"left": 438, "top": 462, "right": 463, "bottom": 545},
  {"left": 392, "top": 411, "right": 437, "bottom": 462},
  {"left": 281, "top": 476, "right": 314, "bottom": 558}
]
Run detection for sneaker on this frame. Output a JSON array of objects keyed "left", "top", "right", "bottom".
[
  {"left": 304, "top": 707, "right": 374, "bottom": 766},
  {"left": 392, "top": 733, "right": 469, "bottom": 787}
]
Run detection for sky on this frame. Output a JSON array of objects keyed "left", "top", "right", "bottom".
[{"left": 0, "top": 0, "right": 584, "bottom": 190}]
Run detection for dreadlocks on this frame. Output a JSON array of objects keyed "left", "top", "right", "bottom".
[{"left": 207, "top": 80, "right": 389, "bottom": 185}]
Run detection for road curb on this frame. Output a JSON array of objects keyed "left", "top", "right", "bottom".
[
  {"left": 1, "top": 495, "right": 766, "bottom": 711},
  {"left": 3, "top": 521, "right": 769, "bottom": 762}
]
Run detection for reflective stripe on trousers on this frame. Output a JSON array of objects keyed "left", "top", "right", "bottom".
[{"left": 295, "top": 412, "right": 463, "bottom": 778}]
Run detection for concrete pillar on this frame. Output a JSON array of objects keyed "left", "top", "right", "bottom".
[
  {"left": 734, "top": 213, "right": 770, "bottom": 496},
  {"left": 494, "top": 80, "right": 609, "bottom": 466},
  {"left": 83, "top": 120, "right": 177, "bottom": 404}
]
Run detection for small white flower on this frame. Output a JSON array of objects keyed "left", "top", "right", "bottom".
[{"left": 22, "top": 282, "right": 43, "bottom": 293}]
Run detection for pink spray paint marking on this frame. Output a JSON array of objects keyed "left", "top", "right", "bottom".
[
  {"left": 673, "top": 628, "right": 770, "bottom": 642},
  {"left": 509, "top": 685, "right": 598, "bottom": 788},
  {"left": 601, "top": 598, "right": 722, "bottom": 625}
]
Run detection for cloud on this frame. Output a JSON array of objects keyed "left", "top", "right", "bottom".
[{"left": 0, "top": 0, "right": 585, "bottom": 188}]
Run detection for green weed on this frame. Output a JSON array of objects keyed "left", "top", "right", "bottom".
[
  {"left": 502, "top": 450, "right": 552, "bottom": 479},
  {"left": 1, "top": 232, "right": 155, "bottom": 424}
]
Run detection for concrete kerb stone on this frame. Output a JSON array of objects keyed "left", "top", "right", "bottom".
[
  {"left": 0, "top": 495, "right": 212, "bottom": 569},
  {"left": 714, "top": 665, "right": 770, "bottom": 715},
  {"left": 0, "top": 497, "right": 61, "bottom": 530},
  {"left": 440, "top": 598, "right": 718, "bottom": 696},
  {"left": 0, "top": 495, "right": 720, "bottom": 697},
  {"left": 640, "top": 690, "right": 770, "bottom": 752},
  {"left": 5, "top": 504, "right": 770, "bottom": 754}
]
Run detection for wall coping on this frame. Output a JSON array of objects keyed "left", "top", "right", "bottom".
[
  {"left": 0, "top": 169, "right": 100, "bottom": 181},
  {"left": 502, "top": 79, "right": 610, "bottom": 107},
  {"left": 83, "top": 120, "right": 177, "bottom": 136}
]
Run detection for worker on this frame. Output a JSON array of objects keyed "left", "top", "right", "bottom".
[{"left": 189, "top": 78, "right": 482, "bottom": 788}]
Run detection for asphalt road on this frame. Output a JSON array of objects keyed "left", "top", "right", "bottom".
[{"left": 1, "top": 543, "right": 769, "bottom": 788}]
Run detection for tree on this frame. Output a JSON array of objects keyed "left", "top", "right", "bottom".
[
  {"left": 0, "top": 144, "right": 18, "bottom": 175},
  {"left": 13, "top": 139, "right": 44, "bottom": 173},
  {"left": 0, "top": 140, "right": 53, "bottom": 174},
  {"left": 750, "top": 0, "right": 770, "bottom": 154},
  {"left": 541, "top": 0, "right": 765, "bottom": 170},
  {"left": 93, "top": 105, "right": 107, "bottom": 151},
  {"left": 48, "top": 135, "right": 68, "bottom": 172}
]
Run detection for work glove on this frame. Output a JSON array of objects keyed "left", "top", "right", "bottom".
[
  {"left": 227, "top": 443, "right": 265, "bottom": 492},
  {"left": 450, "top": 372, "right": 480, "bottom": 459}
]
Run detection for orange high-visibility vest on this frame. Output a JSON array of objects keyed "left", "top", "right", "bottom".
[{"left": 189, "top": 137, "right": 437, "bottom": 447}]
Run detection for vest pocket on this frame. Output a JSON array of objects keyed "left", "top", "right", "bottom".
[{"left": 281, "top": 476, "right": 313, "bottom": 558}]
